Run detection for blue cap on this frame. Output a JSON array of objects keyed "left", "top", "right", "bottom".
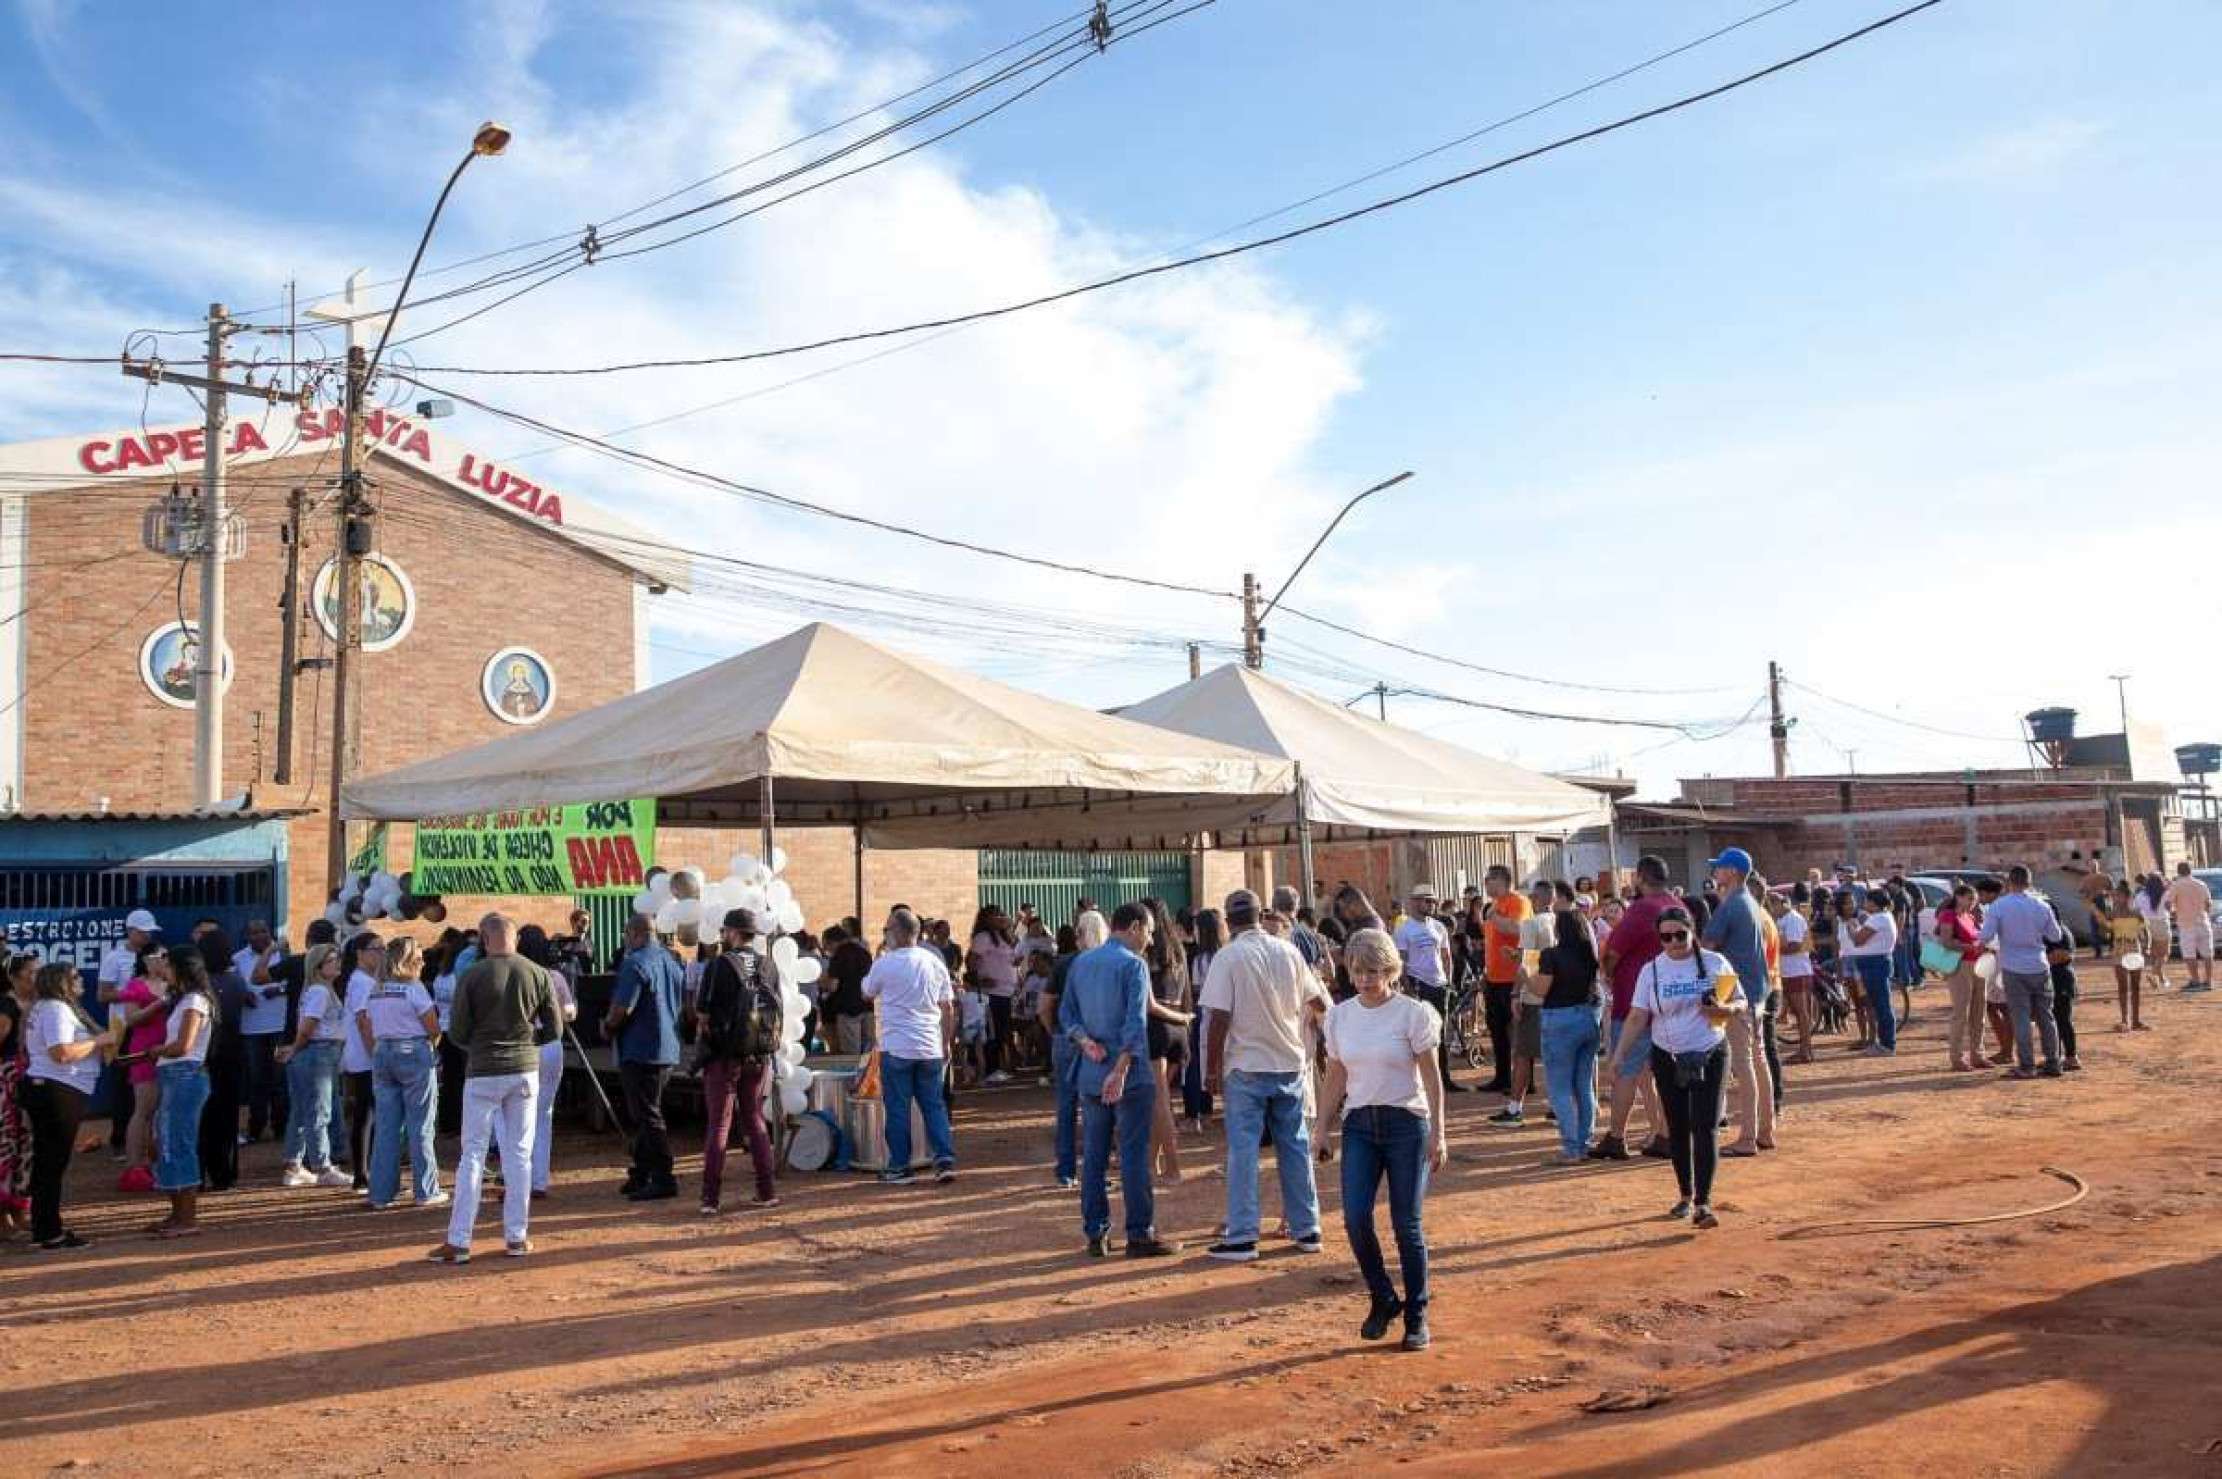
[{"left": 1706, "top": 847, "right": 1754, "bottom": 875}]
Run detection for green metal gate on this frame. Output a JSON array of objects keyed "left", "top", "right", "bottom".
[{"left": 977, "top": 850, "right": 1192, "bottom": 923}]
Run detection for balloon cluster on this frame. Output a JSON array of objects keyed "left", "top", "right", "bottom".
[
  {"left": 325, "top": 870, "right": 445, "bottom": 930},
  {"left": 632, "top": 850, "right": 820, "bottom": 1120}
]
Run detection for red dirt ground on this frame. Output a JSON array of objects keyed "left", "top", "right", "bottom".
[{"left": 6, "top": 983, "right": 2220, "bottom": 1477}]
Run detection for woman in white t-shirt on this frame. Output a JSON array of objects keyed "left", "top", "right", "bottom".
[
  {"left": 22, "top": 962, "right": 113, "bottom": 1250},
  {"left": 966, "top": 908, "right": 1020, "bottom": 1084},
  {"left": 1769, "top": 889, "right": 1818, "bottom": 1065},
  {"left": 362, "top": 937, "right": 446, "bottom": 1211},
  {"left": 275, "top": 944, "right": 352, "bottom": 1188},
  {"left": 517, "top": 926, "right": 579, "bottom": 1198},
  {"left": 1317, "top": 927, "right": 1446, "bottom": 1353},
  {"left": 144, "top": 945, "right": 216, "bottom": 1238},
  {"left": 1608, "top": 905, "right": 1744, "bottom": 1229}
]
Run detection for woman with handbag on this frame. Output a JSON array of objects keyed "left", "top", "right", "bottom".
[
  {"left": 1608, "top": 906, "right": 1742, "bottom": 1229},
  {"left": 1933, "top": 885, "right": 1989, "bottom": 1071}
]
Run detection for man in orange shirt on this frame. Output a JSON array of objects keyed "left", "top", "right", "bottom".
[{"left": 1479, "top": 865, "right": 1529, "bottom": 1098}]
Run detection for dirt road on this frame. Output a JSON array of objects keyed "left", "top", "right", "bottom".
[{"left": 6, "top": 985, "right": 2220, "bottom": 1477}]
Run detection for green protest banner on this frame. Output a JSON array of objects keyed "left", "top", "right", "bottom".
[{"left": 411, "top": 799, "right": 656, "bottom": 897}]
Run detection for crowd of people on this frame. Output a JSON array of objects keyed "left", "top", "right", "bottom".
[{"left": 0, "top": 850, "right": 2202, "bottom": 1352}]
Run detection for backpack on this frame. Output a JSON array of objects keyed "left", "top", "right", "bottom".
[{"left": 698, "top": 947, "right": 781, "bottom": 1065}]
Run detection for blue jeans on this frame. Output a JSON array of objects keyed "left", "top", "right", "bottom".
[
  {"left": 1050, "top": 1036, "right": 1080, "bottom": 1182},
  {"left": 1340, "top": 1104, "right": 1429, "bottom": 1316},
  {"left": 1855, "top": 955, "right": 1897, "bottom": 1050},
  {"left": 1081, "top": 1070, "right": 1157, "bottom": 1240},
  {"left": 880, "top": 1054, "right": 955, "bottom": 1171},
  {"left": 153, "top": 1061, "right": 210, "bottom": 1192},
  {"left": 284, "top": 1039, "right": 341, "bottom": 1171},
  {"left": 1539, "top": 1005, "right": 1601, "bottom": 1158},
  {"left": 370, "top": 1038, "right": 441, "bottom": 1206},
  {"left": 1221, "top": 1068, "right": 1319, "bottom": 1244}
]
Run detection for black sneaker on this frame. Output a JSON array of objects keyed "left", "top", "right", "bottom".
[
  {"left": 1125, "top": 1236, "right": 1181, "bottom": 1258},
  {"left": 35, "top": 1231, "right": 91, "bottom": 1251},
  {"left": 934, "top": 1162, "right": 957, "bottom": 1184},
  {"left": 1485, "top": 1108, "right": 1524, "bottom": 1127},
  {"left": 1207, "top": 1239, "right": 1259, "bottom": 1262},
  {"left": 1086, "top": 1233, "right": 1110, "bottom": 1258},
  {"left": 1639, "top": 1136, "right": 1672, "bottom": 1159},
  {"left": 1586, "top": 1134, "right": 1629, "bottom": 1162},
  {"left": 617, "top": 1180, "right": 642, "bottom": 1199},
  {"left": 626, "top": 1182, "right": 678, "bottom": 1202},
  {"left": 1361, "top": 1297, "right": 1404, "bottom": 1341},
  {"left": 1290, "top": 1232, "right": 1325, "bottom": 1255},
  {"left": 1669, "top": 1199, "right": 1692, "bottom": 1220},
  {"left": 879, "top": 1169, "right": 916, "bottom": 1186},
  {"left": 1401, "top": 1319, "right": 1432, "bottom": 1352}
]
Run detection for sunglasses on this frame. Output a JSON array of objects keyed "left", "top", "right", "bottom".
[{"left": 1657, "top": 929, "right": 1690, "bottom": 944}]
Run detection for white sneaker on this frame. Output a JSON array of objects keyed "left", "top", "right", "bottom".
[
  {"left": 280, "top": 1164, "right": 315, "bottom": 1188},
  {"left": 416, "top": 1192, "right": 452, "bottom": 1210},
  {"left": 315, "top": 1167, "right": 353, "bottom": 1188},
  {"left": 985, "top": 1071, "right": 1012, "bottom": 1085}
]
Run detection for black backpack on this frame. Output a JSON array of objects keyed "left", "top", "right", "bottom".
[{"left": 698, "top": 947, "right": 781, "bottom": 1065}]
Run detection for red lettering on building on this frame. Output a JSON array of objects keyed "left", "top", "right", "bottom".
[
  {"left": 77, "top": 440, "right": 114, "bottom": 473},
  {"left": 231, "top": 422, "right": 268, "bottom": 454}
]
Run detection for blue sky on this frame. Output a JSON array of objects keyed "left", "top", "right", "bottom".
[{"left": 5, "top": 0, "right": 2219, "bottom": 792}]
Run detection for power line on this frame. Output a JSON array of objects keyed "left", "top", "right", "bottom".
[
  {"left": 395, "top": 373, "right": 1235, "bottom": 598},
  {"left": 1784, "top": 678, "right": 2024, "bottom": 743},
  {"left": 1273, "top": 603, "right": 1734, "bottom": 696},
  {"left": 408, "top": 0, "right": 1948, "bottom": 378}
]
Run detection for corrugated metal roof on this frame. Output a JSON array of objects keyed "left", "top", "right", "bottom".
[{"left": 0, "top": 808, "right": 310, "bottom": 824}]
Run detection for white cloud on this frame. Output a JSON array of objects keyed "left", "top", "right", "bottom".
[
  {"left": 1910, "top": 117, "right": 2106, "bottom": 187},
  {"left": 0, "top": 0, "right": 1370, "bottom": 710}
]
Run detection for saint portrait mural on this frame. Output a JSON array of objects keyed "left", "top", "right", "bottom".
[
  {"left": 312, "top": 554, "right": 416, "bottom": 652},
  {"left": 139, "top": 622, "right": 234, "bottom": 708},
  {"left": 482, "top": 647, "right": 556, "bottom": 725}
]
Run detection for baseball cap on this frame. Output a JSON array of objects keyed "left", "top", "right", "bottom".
[
  {"left": 125, "top": 909, "right": 160, "bottom": 934},
  {"left": 721, "top": 907, "right": 761, "bottom": 935},
  {"left": 1224, "top": 888, "right": 1261, "bottom": 923},
  {"left": 1706, "top": 847, "right": 1754, "bottom": 876}
]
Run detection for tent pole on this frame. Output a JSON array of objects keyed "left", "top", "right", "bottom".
[
  {"left": 852, "top": 820, "right": 866, "bottom": 922},
  {"left": 1294, "top": 762, "right": 1317, "bottom": 916},
  {"left": 759, "top": 773, "right": 776, "bottom": 874}
]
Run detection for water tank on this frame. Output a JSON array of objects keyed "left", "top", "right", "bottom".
[
  {"left": 2025, "top": 707, "right": 2077, "bottom": 744},
  {"left": 2177, "top": 743, "right": 2222, "bottom": 778}
]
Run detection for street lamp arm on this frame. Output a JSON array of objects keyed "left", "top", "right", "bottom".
[
  {"left": 366, "top": 150, "right": 482, "bottom": 382},
  {"left": 1260, "top": 470, "right": 1413, "bottom": 622}
]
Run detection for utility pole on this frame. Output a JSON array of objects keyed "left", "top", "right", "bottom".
[
  {"left": 2107, "top": 673, "right": 2131, "bottom": 735},
  {"left": 272, "top": 488, "right": 305, "bottom": 784},
  {"left": 1240, "top": 572, "right": 1263, "bottom": 670},
  {"left": 123, "top": 305, "right": 298, "bottom": 810},
  {"left": 1768, "top": 660, "right": 1789, "bottom": 780},
  {"left": 1187, "top": 643, "right": 1201, "bottom": 680},
  {"left": 192, "top": 306, "right": 229, "bottom": 808},
  {"left": 326, "top": 343, "right": 368, "bottom": 887},
  {"left": 1375, "top": 683, "right": 1388, "bottom": 721}
]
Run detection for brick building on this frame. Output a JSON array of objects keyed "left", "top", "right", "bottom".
[
  {"left": 0, "top": 411, "right": 681, "bottom": 932},
  {"left": 1622, "top": 758, "right": 2182, "bottom": 894}
]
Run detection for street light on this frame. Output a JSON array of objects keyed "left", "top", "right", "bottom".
[
  {"left": 325, "top": 121, "right": 511, "bottom": 887},
  {"left": 1259, "top": 470, "right": 1415, "bottom": 625}
]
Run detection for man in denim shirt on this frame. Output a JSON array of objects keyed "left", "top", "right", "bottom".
[
  {"left": 1058, "top": 902, "right": 1179, "bottom": 1259},
  {"left": 1977, "top": 864, "right": 2066, "bottom": 1078}
]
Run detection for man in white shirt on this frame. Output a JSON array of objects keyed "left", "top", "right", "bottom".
[
  {"left": 1200, "top": 888, "right": 1330, "bottom": 1262},
  {"left": 863, "top": 907, "right": 958, "bottom": 1186},
  {"left": 1391, "top": 886, "right": 1463, "bottom": 1093},
  {"left": 96, "top": 908, "right": 160, "bottom": 1156},
  {"left": 2165, "top": 862, "right": 2214, "bottom": 992},
  {"left": 232, "top": 919, "right": 290, "bottom": 1142}
]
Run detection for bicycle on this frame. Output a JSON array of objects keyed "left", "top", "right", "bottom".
[{"left": 1444, "top": 973, "right": 1489, "bottom": 1070}]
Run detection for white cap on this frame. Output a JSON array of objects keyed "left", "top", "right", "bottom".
[{"left": 125, "top": 909, "right": 161, "bottom": 934}]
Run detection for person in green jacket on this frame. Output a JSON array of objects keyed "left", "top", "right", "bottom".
[{"left": 428, "top": 914, "right": 558, "bottom": 1264}]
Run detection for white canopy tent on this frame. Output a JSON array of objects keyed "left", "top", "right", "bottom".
[{"left": 339, "top": 624, "right": 1299, "bottom": 873}]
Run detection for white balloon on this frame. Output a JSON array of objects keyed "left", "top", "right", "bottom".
[
  {"left": 647, "top": 873, "right": 673, "bottom": 903},
  {"left": 793, "top": 957, "right": 823, "bottom": 986},
  {"left": 324, "top": 901, "right": 349, "bottom": 927},
  {"left": 767, "top": 879, "right": 794, "bottom": 910},
  {"left": 653, "top": 898, "right": 681, "bottom": 933},
  {"left": 771, "top": 936, "right": 800, "bottom": 971},
  {"left": 775, "top": 901, "right": 805, "bottom": 934},
  {"left": 726, "top": 852, "right": 759, "bottom": 880},
  {"left": 631, "top": 889, "right": 656, "bottom": 918},
  {"left": 369, "top": 870, "right": 399, "bottom": 896},
  {"left": 777, "top": 1040, "right": 806, "bottom": 1066},
  {"left": 788, "top": 1064, "right": 814, "bottom": 1094},
  {"left": 735, "top": 886, "right": 768, "bottom": 914},
  {"left": 781, "top": 1013, "right": 805, "bottom": 1043},
  {"left": 338, "top": 875, "right": 363, "bottom": 904},
  {"left": 778, "top": 1084, "right": 808, "bottom": 1117},
  {"left": 781, "top": 991, "right": 808, "bottom": 1021},
  {"left": 770, "top": 846, "right": 788, "bottom": 876},
  {"left": 671, "top": 898, "right": 702, "bottom": 928},
  {"left": 744, "top": 862, "right": 772, "bottom": 889}
]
